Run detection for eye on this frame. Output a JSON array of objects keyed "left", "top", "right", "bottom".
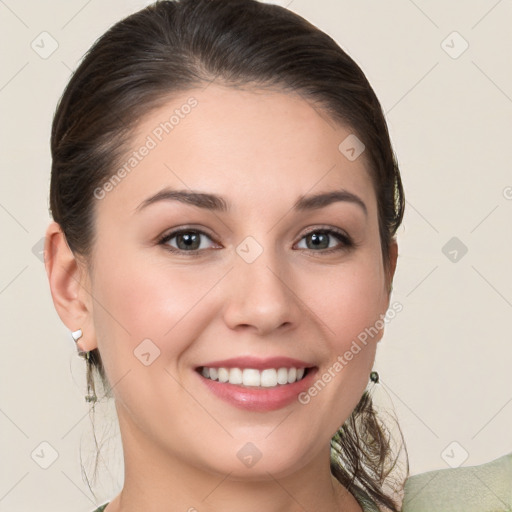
[
  {"left": 158, "top": 226, "right": 355, "bottom": 256},
  {"left": 295, "top": 227, "right": 354, "bottom": 254},
  {"left": 158, "top": 228, "right": 218, "bottom": 254}
]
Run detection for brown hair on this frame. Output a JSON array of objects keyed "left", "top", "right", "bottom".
[{"left": 50, "top": 0, "right": 408, "bottom": 509}]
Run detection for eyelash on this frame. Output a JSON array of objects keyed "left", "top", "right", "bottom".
[{"left": 157, "top": 226, "right": 356, "bottom": 256}]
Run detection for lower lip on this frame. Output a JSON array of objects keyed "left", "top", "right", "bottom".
[{"left": 196, "top": 368, "right": 318, "bottom": 412}]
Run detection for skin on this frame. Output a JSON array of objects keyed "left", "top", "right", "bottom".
[{"left": 45, "top": 83, "right": 398, "bottom": 512}]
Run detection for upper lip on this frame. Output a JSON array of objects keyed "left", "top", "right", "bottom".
[{"left": 197, "top": 356, "right": 316, "bottom": 370}]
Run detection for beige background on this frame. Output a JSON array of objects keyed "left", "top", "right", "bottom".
[{"left": 1, "top": 0, "right": 511, "bottom": 510}]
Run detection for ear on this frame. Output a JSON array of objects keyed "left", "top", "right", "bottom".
[
  {"left": 44, "top": 222, "right": 98, "bottom": 353},
  {"left": 376, "top": 238, "right": 399, "bottom": 343},
  {"left": 386, "top": 237, "right": 398, "bottom": 294}
]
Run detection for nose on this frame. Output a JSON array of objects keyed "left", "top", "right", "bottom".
[{"left": 222, "top": 244, "right": 302, "bottom": 336}]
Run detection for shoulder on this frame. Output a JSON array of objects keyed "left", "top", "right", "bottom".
[{"left": 401, "top": 452, "right": 512, "bottom": 512}]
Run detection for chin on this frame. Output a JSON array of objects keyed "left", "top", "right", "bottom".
[{"left": 197, "top": 441, "right": 315, "bottom": 481}]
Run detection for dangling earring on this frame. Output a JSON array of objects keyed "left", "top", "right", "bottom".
[
  {"left": 370, "top": 370, "right": 379, "bottom": 384},
  {"left": 71, "top": 329, "right": 97, "bottom": 403},
  {"left": 84, "top": 385, "right": 98, "bottom": 404}
]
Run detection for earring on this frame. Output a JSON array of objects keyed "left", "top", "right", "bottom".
[
  {"left": 71, "top": 329, "right": 98, "bottom": 403},
  {"left": 85, "top": 388, "right": 98, "bottom": 403},
  {"left": 71, "top": 329, "right": 82, "bottom": 342},
  {"left": 71, "top": 329, "right": 87, "bottom": 358},
  {"left": 370, "top": 371, "right": 379, "bottom": 383}
]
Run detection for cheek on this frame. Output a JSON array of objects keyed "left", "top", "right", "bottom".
[
  {"left": 301, "top": 258, "right": 386, "bottom": 418},
  {"left": 305, "top": 257, "right": 386, "bottom": 395},
  {"left": 292, "top": 262, "right": 385, "bottom": 437},
  {"left": 305, "top": 258, "right": 387, "bottom": 347},
  {"left": 89, "top": 244, "right": 220, "bottom": 367},
  {"left": 88, "top": 250, "right": 223, "bottom": 428}
]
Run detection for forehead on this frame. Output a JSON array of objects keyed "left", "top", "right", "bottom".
[{"left": 99, "top": 84, "right": 376, "bottom": 217}]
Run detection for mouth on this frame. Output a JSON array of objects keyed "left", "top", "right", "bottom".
[
  {"left": 195, "top": 366, "right": 314, "bottom": 388},
  {"left": 194, "top": 364, "right": 319, "bottom": 412}
]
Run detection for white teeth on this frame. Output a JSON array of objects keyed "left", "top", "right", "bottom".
[
  {"left": 260, "top": 369, "right": 277, "bottom": 387},
  {"left": 218, "top": 367, "right": 229, "bottom": 383},
  {"left": 229, "top": 368, "right": 243, "bottom": 385},
  {"left": 277, "top": 367, "right": 288, "bottom": 384},
  {"left": 200, "top": 366, "right": 308, "bottom": 387},
  {"left": 243, "top": 369, "right": 260, "bottom": 387}
]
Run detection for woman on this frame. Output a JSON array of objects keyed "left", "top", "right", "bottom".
[{"left": 45, "top": 0, "right": 410, "bottom": 510}]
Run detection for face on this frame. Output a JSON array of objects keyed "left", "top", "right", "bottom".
[{"left": 82, "top": 84, "right": 393, "bottom": 479}]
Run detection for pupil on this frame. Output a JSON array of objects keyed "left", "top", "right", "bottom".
[
  {"left": 179, "top": 233, "right": 199, "bottom": 250},
  {"left": 310, "top": 232, "right": 328, "bottom": 249}
]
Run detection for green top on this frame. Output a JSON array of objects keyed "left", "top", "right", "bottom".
[
  {"left": 90, "top": 452, "right": 512, "bottom": 512},
  {"left": 401, "top": 451, "right": 512, "bottom": 512}
]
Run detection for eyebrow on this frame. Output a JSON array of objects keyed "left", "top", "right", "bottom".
[{"left": 135, "top": 188, "right": 367, "bottom": 216}]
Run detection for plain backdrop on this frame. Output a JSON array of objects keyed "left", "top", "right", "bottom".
[{"left": 1, "top": 0, "right": 511, "bottom": 510}]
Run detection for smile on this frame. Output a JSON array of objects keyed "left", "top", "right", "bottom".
[
  {"left": 199, "top": 366, "right": 309, "bottom": 387},
  {"left": 195, "top": 365, "right": 318, "bottom": 412}
]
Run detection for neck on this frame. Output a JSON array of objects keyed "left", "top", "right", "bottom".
[{"left": 105, "top": 409, "right": 363, "bottom": 512}]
